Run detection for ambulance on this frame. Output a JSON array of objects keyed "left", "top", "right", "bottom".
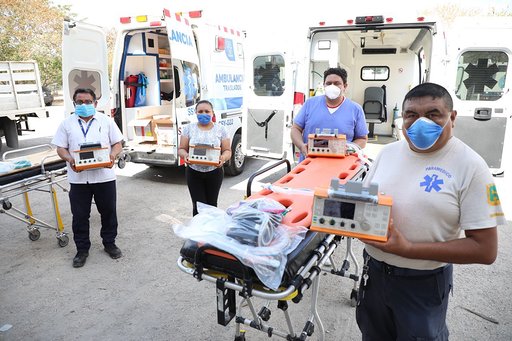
[
  {"left": 62, "top": 9, "right": 246, "bottom": 175},
  {"left": 243, "top": 15, "right": 511, "bottom": 175},
  {"left": 439, "top": 16, "right": 511, "bottom": 176}
]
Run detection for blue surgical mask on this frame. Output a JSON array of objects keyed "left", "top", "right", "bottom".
[
  {"left": 75, "top": 104, "right": 95, "bottom": 117},
  {"left": 406, "top": 117, "right": 448, "bottom": 150},
  {"left": 197, "top": 114, "right": 212, "bottom": 125}
]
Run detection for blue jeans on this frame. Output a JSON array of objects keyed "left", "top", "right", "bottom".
[
  {"left": 356, "top": 251, "right": 453, "bottom": 341},
  {"left": 69, "top": 181, "right": 118, "bottom": 252}
]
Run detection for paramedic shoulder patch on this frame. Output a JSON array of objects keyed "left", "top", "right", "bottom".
[{"left": 486, "top": 184, "right": 501, "bottom": 206}]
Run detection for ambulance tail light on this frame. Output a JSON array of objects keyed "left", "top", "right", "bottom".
[
  {"left": 294, "top": 92, "right": 305, "bottom": 105},
  {"left": 120, "top": 17, "right": 131, "bottom": 24},
  {"left": 417, "top": 17, "right": 425, "bottom": 22},
  {"left": 385, "top": 17, "right": 393, "bottom": 23},
  {"left": 347, "top": 19, "right": 354, "bottom": 25},
  {"left": 189, "top": 10, "right": 202, "bottom": 18},
  {"left": 215, "top": 36, "right": 225, "bottom": 51}
]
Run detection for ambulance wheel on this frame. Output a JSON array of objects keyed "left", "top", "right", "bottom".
[
  {"left": 58, "top": 235, "right": 69, "bottom": 247},
  {"left": 224, "top": 133, "right": 245, "bottom": 176},
  {"left": 28, "top": 230, "right": 41, "bottom": 241}
]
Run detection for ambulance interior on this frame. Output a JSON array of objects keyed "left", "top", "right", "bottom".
[
  {"left": 119, "top": 29, "right": 182, "bottom": 148},
  {"left": 309, "top": 25, "right": 434, "bottom": 137}
]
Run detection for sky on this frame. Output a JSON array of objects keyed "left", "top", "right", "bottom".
[{"left": 52, "top": 0, "right": 512, "bottom": 34}]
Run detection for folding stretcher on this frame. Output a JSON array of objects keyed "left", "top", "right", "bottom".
[
  {"left": 177, "top": 152, "right": 370, "bottom": 340},
  {"left": 0, "top": 144, "right": 69, "bottom": 246}
]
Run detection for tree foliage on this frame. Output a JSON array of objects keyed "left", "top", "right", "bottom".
[
  {"left": 424, "top": 3, "right": 511, "bottom": 26},
  {"left": 0, "top": 0, "right": 73, "bottom": 86}
]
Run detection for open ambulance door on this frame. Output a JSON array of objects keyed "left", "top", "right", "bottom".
[
  {"left": 163, "top": 9, "right": 201, "bottom": 141},
  {"left": 62, "top": 20, "right": 110, "bottom": 116},
  {"left": 242, "top": 52, "right": 297, "bottom": 160},
  {"left": 445, "top": 18, "right": 512, "bottom": 175}
]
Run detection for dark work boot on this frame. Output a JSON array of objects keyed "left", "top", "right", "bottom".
[
  {"left": 104, "top": 244, "right": 122, "bottom": 259},
  {"left": 73, "top": 251, "right": 89, "bottom": 268}
]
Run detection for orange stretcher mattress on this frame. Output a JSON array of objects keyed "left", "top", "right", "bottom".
[
  {"left": 249, "top": 154, "right": 364, "bottom": 229},
  {"left": 179, "top": 155, "right": 365, "bottom": 286}
]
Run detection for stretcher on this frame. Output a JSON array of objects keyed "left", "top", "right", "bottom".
[
  {"left": 177, "top": 152, "right": 371, "bottom": 340},
  {"left": 0, "top": 144, "right": 69, "bottom": 246}
]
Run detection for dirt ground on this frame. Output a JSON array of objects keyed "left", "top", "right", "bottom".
[
  {"left": 1, "top": 112, "right": 511, "bottom": 340},
  {"left": 1, "top": 172, "right": 511, "bottom": 341}
]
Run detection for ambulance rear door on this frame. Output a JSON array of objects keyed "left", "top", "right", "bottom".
[
  {"left": 243, "top": 51, "right": 298, "bottom": 160},
  {"left": 62, "top": 20, "right": 110, "bottom": 116},
  {"left": 446, "top": 17, "right": 512, "bottom": 175},
  {"left": 163, "top": 9, "right": 201, "bottom": 136}
]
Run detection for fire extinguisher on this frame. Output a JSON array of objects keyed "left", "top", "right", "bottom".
[{"left": 125, "top": 75, "right": 139, "bottom": 108}]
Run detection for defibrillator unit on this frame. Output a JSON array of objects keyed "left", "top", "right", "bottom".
[
  {"left": 310, "top": 179, "right": 392, "bottom": 241},
  {"left": 307, "top": 128, "right": 346, "bottom": 158},
  {"left": 188, "top": 144, "right": 221, "bottom": 166},
  {"left": 73, "top": 142, "right": 112, "bottom": 171}
]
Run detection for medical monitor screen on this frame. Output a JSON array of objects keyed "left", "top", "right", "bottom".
[
  {"left": 192, "top": 148, "right": 207, "bottom": 156},
  {"left": 79, "top": 151, "right": 95, "bottom": 160},
  {"left": 323, "top": 199, "right": 355, "bottom": 219},
  {"left": 313, "top": 139, "right": 329, "bottom": 148}
]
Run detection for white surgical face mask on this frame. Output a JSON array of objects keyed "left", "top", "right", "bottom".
[{"left": 324, "top": 84, "right": 341, "bottom": 100}]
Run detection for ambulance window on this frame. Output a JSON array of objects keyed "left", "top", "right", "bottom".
[
  {"left": 182, "top": 61, "right": 200, "bottom": 107},
  {"left": 455, "top": 51, "right": 508, "bottom": 101},
  {"left": 68, "top": 69, "right": 103, "bottom": 100},
  {"left": 361, "top": 66, "right": 389, "bottom": 81},
  {"left": 253, "top": 55, "right": 285, "bottom": 96}
]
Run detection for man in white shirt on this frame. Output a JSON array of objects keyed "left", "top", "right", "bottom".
[
  {"left": 356, "top": 83, "right": 505, "bottom": 340},
  {"left": 52, "top": 88, "right": 124, "bottom": 268}
]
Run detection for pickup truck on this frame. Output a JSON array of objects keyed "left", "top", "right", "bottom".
[{"left": 0, "top": 61, "right": 48, "bottom": 151}]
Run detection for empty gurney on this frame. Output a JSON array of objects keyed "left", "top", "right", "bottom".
[{"left": 1, "top": 144, "right": 69, "bottom": 246}]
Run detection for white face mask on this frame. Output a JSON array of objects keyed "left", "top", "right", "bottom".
[{"left": 324, "top": 84, "right": 342, "bottom": 100}]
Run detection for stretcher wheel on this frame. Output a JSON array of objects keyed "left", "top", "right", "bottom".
[
  {"left": 2, "top": 200, "right": 12, "bottom": 210},
  {"left": 118, "top": 158, "right": 126, "bottom": 169},
  {"left": 350, "top": 289, "right": 358, "bottom": 307},
  {"left": 234, "top": 332, "right": 246, "bottom": 341},
  {"left": 58, "top": 235, "right": 69, "bottom": 247},
  {"left": 28, "top": 230, "right": 41, "bottom": 241}
]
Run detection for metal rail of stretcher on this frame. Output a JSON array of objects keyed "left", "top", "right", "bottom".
[
  {"left": 177, "top": 155, "right": 370, "bottom": 340},
  {"left": 0, "top": 144, "right": 69, "bottom": 247}
]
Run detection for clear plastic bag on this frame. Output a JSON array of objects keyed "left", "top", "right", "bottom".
[
  {"left": 0, "top": 161, "right": 15, "bottom": 175},
  {"left": 173, "top": 200, "right": 307, "bottom": 290},
  {"left": 226, "top": 198, "right": 288, "bottom": 247}
]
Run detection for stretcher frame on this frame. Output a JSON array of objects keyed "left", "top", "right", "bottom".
[
  {"left": 177, "top": 154, "right": 370, "bottom": 340},
  {"left": 1, "top": 144, "right": 69, "bottom": 247}
]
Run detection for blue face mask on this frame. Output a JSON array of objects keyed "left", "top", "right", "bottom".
[
  {"left": 406, "top": 117, "right": 448, "bottom": 150},
  {"left": 197, "top": 114, "right": 212, "bottom": 125},
  {"left": 75, "top": 104, "right": 95, "bottom": 117}
]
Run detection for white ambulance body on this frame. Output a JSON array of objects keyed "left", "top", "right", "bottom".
[
  {"left": 243, "top": 15, "right": 440, "bottom": 160},
  {"left": 243, "top": 15, "right": 511, "bottom": 175},
  {"left": 62, "top": 10, "right": 246, "bottom": 175},
  {"left": 438, "top": 17, "right": 511, "bottom": 175}
]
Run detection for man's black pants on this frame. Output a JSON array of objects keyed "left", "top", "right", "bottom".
[{"left": 69, "top": 181, "right": 118, "bottom": 252}]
